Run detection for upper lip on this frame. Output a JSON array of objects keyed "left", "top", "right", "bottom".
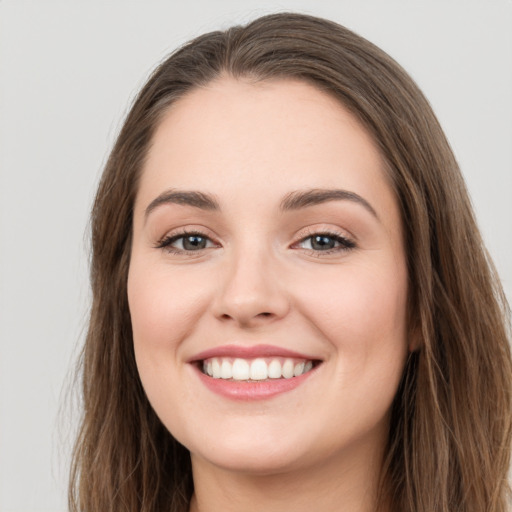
[{"left": 189, "top": 344, "right": 319, "bottom": 363}]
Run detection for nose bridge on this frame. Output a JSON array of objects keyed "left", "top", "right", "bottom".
[{"left": 213, "top": 237, "right": 289, "bottom": 326}]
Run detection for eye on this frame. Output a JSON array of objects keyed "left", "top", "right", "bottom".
[
  {"left": 156, "top": 231, "right": 217, "bottom": 254},
  {"left": 296, "top": 232, "right": 356, "bottom": 254}
]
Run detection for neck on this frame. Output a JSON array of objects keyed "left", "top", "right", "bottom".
[{"left": 189, "top": 442, "right": 389, "bottom": 512}]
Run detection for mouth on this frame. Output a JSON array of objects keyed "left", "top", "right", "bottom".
[
  {"left": 200, "top": 356, "right": 319, "bottom": 381},
  {"left": 189, "top": 345, "right": 322, "bottom": 400}
]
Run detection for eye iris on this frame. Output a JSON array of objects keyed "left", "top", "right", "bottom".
[
  {"left": 183, "top": 235, "right": 207, "bottom": 250},
  {"left": 311, "top": 235, "right": 336, "bottom": 250}
]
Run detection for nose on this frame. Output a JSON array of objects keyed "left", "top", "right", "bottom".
[{"left": 211, "top": 249, "right": 290, "bottom": 328}]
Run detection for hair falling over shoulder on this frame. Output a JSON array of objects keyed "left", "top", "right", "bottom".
[{"left": 69, "top": 12, "right": 512, "bottom": 512}]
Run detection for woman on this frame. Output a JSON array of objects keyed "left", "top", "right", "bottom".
[{"left": 70, "top": 12, "right": 512, "bottom": 512}]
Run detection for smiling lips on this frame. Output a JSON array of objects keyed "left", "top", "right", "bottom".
[{"left": 191, "top": 345, "right": 320, "bottom": 400}]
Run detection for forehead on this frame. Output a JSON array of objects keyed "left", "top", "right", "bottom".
[{"left": 136, "top": 77, "right": 398, "bottom": 226}]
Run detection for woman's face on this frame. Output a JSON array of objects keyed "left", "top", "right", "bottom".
[{"left": 128, "top": 77, "right": 409, "bottom": 475}]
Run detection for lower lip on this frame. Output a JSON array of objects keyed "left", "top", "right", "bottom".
[{"left": 193, "top": 365, "right": 316, "bottom": 401}]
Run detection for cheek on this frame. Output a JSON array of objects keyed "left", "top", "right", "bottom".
[
  {"left": 127, "top": 259, "right": 212, "bottom": 436},
  {"left": 316, "top": 263, "right": 408, "bottom": 405},
  {"left": 294, "top": 256, "right": 409, "bottom": 402},
  {"left": 127, "top": 258, "right": 213, "bottom": 360},
  {"left": 301, "top": 261, "right": 407, "bottom": 343}
]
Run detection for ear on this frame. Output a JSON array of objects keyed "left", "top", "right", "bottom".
[{"left": 408, "top": 320, "right": 422, "bottom": 352}]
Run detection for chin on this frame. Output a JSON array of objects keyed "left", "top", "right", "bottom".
[{"left": 191, "top": 443, "right": 309, "bottom": 476}]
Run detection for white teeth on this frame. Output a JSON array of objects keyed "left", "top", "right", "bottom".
[
  {"left": 212, "top": 358, "right": 221, "bottom": 378},
  {"left": 293, "top": 362, "right": 305, "bottom": 377},
  {"left": 232, "top": 358, "right": 250, "bottom": 380},
  {"left": 282, "top": 359, "right": 294, "bottom": 379},
  {"left": 250, "top": 358, "right": 268, "bottom": 380},
  {"left": 220, "top": 359, "right": 232, "bottom": 379},
  {"left": 268, "top": 359, "right": 282, "bottom": 379},
  {"left": 202, "top": 356, "right": 315, "bottom": 380}
]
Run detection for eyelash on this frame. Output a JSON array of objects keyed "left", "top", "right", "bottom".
[
  {"left": 155, "top": 230, "right": 217, "bottom": 256},
  {"left": 155, "top": 229, "right": 356, "bottom": 257},
  {"left": 294, "top": 229, "right": 356, "bottom": 256}
]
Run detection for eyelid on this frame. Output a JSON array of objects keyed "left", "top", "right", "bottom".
[
  {"left": 290, "top": 226, "right": 357, "bottom": 256},
  {"left": 154, "top": 227, "right": 220, "bottom": 254},
  {"left": 154, "top": 225, "right": 356, "bottom": 257},
  {"left": 292, "top": 225, "right": 355, "bottom": 244}
]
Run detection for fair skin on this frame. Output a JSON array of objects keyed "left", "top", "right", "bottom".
[{"left": 128, "top": 77, "right": 409, "bottom": 512}]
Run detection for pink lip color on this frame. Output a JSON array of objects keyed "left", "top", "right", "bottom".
[
  {"left": 193, "top": 365, "right": 315, "bottom": 401},
  {"left": 189, "top": 344, "right": 315, "bottom": 362},
  {"left": 189, "top": 344, "right": 319, "bottom": 401}
]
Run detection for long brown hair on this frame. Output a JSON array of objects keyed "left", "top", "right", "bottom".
[{"left": 69, "top": 12, "right": 512, "bottom": 512}]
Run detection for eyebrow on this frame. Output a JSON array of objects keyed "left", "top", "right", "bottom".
[
  {"left": 280, "top": 188, "right": 378, "bottom": 219},
  {"left": 144, "top": 187, "right": 378, "bottom": 220},
  {"left": 145, "top": 190, "right": 220, "bottom": 220}
]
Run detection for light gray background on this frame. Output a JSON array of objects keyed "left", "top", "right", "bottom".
[{"left": 0, "top": 1, "right": 511, "bottom": 511}]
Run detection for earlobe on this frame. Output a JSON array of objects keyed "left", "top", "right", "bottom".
[
  {"left": 408, "top": 339, "right": 421, "bottom": 353},
  {"left": 408, "top": 322, "right": 423, "bottom": 352}
]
